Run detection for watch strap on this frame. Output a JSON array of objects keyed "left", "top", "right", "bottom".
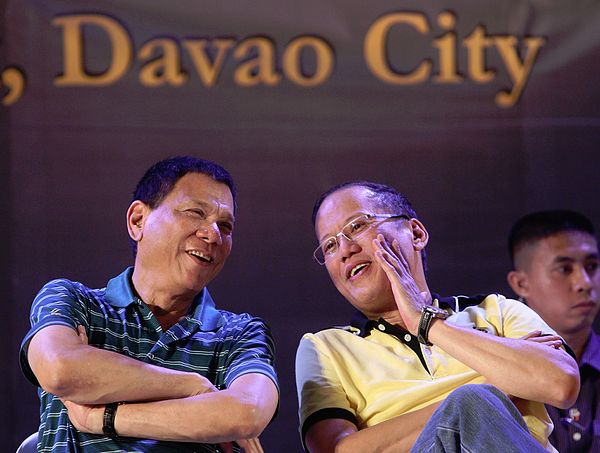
[{"left": 102, "top": 402, "right": 121, "bottom": 437}]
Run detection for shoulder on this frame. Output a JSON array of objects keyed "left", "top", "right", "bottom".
[
  {"left": 214, "top": 310, "right": 276, "bottom": 341},
  {"left": 445, "top": 293, "right": 526, "bottom": 313},
  {"left": 298, "top": 325, "right": 362, "bottom": 356},
  {"left": 34, "top": 278, "right": 104, "bottom": 306}
]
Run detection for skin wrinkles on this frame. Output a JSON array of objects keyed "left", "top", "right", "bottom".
[{"left": 129, "top": 172, "right": 235, "bottom": 325}]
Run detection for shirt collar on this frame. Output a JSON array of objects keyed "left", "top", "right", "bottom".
[
  {"left": 350, "top": 294, "right": 452, "bottom": 337},
  {"left": 580, "top": 330, "right": 600, "bottom": 371},
  {"left": 105, "top": 267, "right": 224, "bottom": 331}
]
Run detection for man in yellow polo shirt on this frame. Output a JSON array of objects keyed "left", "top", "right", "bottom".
[{"left": 296, "top": 181, "right": 580, "bottom": 452}]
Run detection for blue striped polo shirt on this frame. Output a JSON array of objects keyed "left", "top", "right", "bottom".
[{"left": 20, "top": 267, "right": 278, "bottom": 452}]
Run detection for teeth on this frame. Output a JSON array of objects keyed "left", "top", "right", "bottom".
[
  {"left": 187, "top": 250, "right": 212, "bottom": 263},
  {"left": 350, "top": 263, "right": 368, "bottom": 277}
]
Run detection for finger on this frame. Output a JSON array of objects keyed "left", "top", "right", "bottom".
[
  {"left": 376, "top": 236, "right": 411, "bottom": 276},
  {"left": 238, "top": 438, "right": 263, "bottom": 453},
  {"left": 77, "top": 325, "right": 89, "bottom": 344},
  {"left": 373, "top": 236, "right": 401, "bottom": 270},
  {"left": 520, "top": 330, "right": 542, "bottom": 340}
]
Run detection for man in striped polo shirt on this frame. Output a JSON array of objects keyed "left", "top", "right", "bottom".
[
  {"left": 296, "top": 181, "right": 580, "bottom": 452},
  {"left": 20, "top": 156, "right": 279, "bottom": 452}
]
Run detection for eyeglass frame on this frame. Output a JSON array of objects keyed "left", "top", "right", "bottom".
[{"left": 313, "top": 213, "right": 409, "bottom": 265}]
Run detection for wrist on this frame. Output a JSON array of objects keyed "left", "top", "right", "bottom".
[
  {"left": 102, "top": 402, "right": 123, "bottom": 437},
  {"left": 417, "top": 305, "right": 449, "bottom": 346}
]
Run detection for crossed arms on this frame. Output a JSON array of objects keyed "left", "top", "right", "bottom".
[{"left": 27, "top": 323, "right": 278, "bottom": 448}]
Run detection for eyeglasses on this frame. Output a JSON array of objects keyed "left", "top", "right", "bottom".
[{"left": 313, "top": 213, "right": 409, "bottom": 265}]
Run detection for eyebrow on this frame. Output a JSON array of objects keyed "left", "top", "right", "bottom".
[{"left": 552, "top": 252, "right": 600, "bottom": 264}]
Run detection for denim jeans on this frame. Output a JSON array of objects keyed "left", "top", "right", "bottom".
[{"left": 411, "top": 384, "right": 547, "bottom": 453}]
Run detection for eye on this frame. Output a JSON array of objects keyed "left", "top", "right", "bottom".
[
  {"left": 188, "top": 209, "right": 207, "bottom": 219},
  {"left": 556, "top": 265, "right": 573, "bottom": 275},
  {"left": 585, "top": 261, "right": 599, "bottom": 273},
  {"left": 322, "top": 238, "right": 337, "bottom": 253},
  {"left": 219, "top": 222, "right": 234, "bottom": 235},
  {"left": 348, "top": 218, "right": 368, "bottom": 235}
]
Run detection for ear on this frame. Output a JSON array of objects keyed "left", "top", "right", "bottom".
[
  {"left": 507, "top": 270, "right": 530, "bottom": 299},
  {"left": 409, "top": 218, "right": 429, "bottom": 252},
  {"left": 127, "top": 200, "right": 149, "bottom": 243}
]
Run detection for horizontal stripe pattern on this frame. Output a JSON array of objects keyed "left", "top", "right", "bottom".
[{"left": 20, "top": 269, "right": 277, "bottom": 452}]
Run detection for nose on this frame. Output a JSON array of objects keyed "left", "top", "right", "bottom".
[
  {"left": 196, "top": 222, "right": 222, "bottom": 245},
  {"left": 572, "top": 266, "right": 593, "bottom": 292},
  {"left": 338, "top": 234, "right": 361, "bottom": 261}
]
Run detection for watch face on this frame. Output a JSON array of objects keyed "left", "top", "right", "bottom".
[{"left": 425, "top": 306, "right": 449, "bottom": 318}]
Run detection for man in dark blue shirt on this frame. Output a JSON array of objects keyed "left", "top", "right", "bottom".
[
  {"left": 508, "top": 210, "right": 600, "bottom": 453},
  {"left": 20, "top": 156, "right": 278, "bottom": 452}
]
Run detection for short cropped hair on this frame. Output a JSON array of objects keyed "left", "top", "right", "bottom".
[
  {"left": 133, "top": 156, "right": 236, "bottom": 210},
  {"left": 131, "top": 156, "right": 236, "bottom": 254},
  {"left": 312, "top": 181, "right": 426, "bottom": 270},
  {"left": 508, "top": 210, "right": 596, "bottom": 268}
]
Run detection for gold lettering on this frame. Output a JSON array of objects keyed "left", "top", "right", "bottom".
[
  {"left": 138, "top": 38, "right": 187, "bottom": 87},
  {"left": 463, "top": 25, "right": 495, "bottom": 83},
  {"left": 52, "top": 14, "right": 132, "bottom": 86},
  {"left": 494, "top": 36, "right": 545, "bottom": 107},
  {"left": 184, "top": 39, "right": 235, "bottom": 87},
  {"left": 233, "top": 37, "right": 281, "bottom": 86},
  {"left": 282, "top": 36, "right": 334, "bottom": 87},
  {"left": 432, "top": 11, "right": 462, "bottom": 83},
  {"left": 364, "top": 12, "right": 431, "bottom": 84},
  {"left": 1, "top": 67, "right": 26, "bottom": 106}
]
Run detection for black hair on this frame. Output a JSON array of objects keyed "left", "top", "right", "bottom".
[
  {"left": 312, "top": 181, "right": 418, "bottom": 226},
  {"left": 312, "top": 181, "right": 426, "bottom": 270},
  {"left": 130, "top": 156, "right": 236, "bottom": 254},
  {"left": 508, "top": 210, "right": 596, "bottom": 268}
]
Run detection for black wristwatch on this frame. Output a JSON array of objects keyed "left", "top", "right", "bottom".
[
  {"left": 102, "top": 402, "right": 121, "bottom": 437},
  {"left": 417, "top": 305, "right": 449, "bottom": 346}
]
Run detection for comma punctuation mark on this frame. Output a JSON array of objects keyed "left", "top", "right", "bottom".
[{"left": 1, "top": 67, "right": 26, "bottom": 106}]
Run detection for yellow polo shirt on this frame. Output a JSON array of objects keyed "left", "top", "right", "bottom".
[{"left": 296, "top": 294, "right": 561, "bottom": 452}]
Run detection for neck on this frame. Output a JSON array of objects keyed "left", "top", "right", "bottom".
[
  {"left": 131, "top": 267, "right": 196, "bottom": 331},
  {"left": 561, "top": 328, "right": 592, "bottom": 363}
]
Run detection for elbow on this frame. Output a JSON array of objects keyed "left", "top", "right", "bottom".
[
  {"left": 36, "top": 353, "right": 83, "bottom": 399},
  {"left": 227, "top": 390, "right": 274, "bottom": 440},
  {"left": 232, "top": 402, "right": 270, "bottom": 439},
  {"left": 548, "top": 364, "right": 580, "bottom": 409}
]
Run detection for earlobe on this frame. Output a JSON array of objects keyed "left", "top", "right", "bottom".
[
  {"left": 127, "top": 201, "right": 147, "bottom": 242},
  {"left": 507, "top": 270, "right": 529, "bottom": 298}
]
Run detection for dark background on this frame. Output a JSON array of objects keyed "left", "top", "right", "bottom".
[{"left": 2, "top": 1, "right": 599, "bottom": 451}]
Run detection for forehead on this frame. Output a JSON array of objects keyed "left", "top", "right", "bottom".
[
  {"left": 164, "top": 172, "right": 234, "bottom": 213},
  {"left": 527, "top": 231, "right": 599, "bottom": 265},
  {"left": 315, "top": 186, "right": 382, "bottom": 237}
]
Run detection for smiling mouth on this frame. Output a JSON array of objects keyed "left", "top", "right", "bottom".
[
  {"left": 187, "top": 250, "right": 213, "bottom": 263},
  {"left": 349, "top": 263, "right": 370, "bottom": 279}
]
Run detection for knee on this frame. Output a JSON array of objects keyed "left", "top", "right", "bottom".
[{"left": 445, "top": 384, "right": 505, "bottom": 406}]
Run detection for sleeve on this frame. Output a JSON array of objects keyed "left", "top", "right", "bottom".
[
  {"left": 222, "top": 315, "right": 279, "bottom": 392},
  {"left": 295, "top": 333, "right": 357, "bottom": 449},
  {"left": 497, "top": 296, "right": 577, "bottom": 358},
  {"left": 19, "top": 279, "right": 89, "bottom": 387},
  {"left": 497, "top": 296, "right": 558, "bottom": 338}
]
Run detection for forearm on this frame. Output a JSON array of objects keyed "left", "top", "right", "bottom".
[
  {"left": 116, "top": 391, "right": 262, "bottom": 442},
  {"left": 29, "top": 325, "right": 208, "bottom": 404},
  {"left": 66, "top": 374, "right": 278, "bottom": 443},
  {"left": 427, "top": 320, "right": 579, "bottom": 407},
  {"left": 309, "top": 403, "right": 440, "bottom": 453}
]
